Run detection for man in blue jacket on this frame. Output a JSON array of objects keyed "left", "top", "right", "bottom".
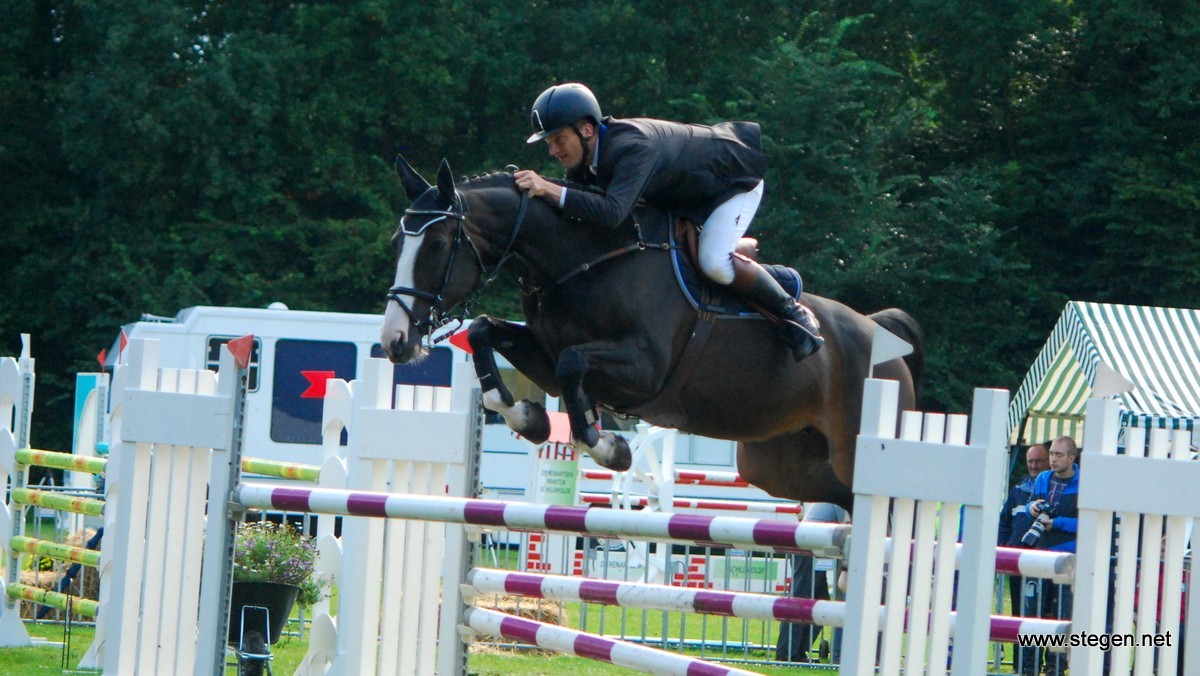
[
  {"left": 1019, "top": 436, "right": 1079, "bottom": 676},
  {"left": 515, "top": 82, "right": 823, "bottom": 361}
]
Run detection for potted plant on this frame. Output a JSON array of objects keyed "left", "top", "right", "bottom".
[{"left": 229, "top": 520, "right": 323, "bottom": 646}]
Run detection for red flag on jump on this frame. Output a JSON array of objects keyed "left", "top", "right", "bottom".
[{"left": 226, "top": 334, "right": 255, "bottom": 369}]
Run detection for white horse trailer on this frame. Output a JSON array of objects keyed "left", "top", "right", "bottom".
[{"left": 107, "top": 304, "right": 743, "bottom": 499}]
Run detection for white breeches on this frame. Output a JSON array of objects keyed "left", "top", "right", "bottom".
[{"left": 697, "top": 180, "right": 765, "bottom": 285}]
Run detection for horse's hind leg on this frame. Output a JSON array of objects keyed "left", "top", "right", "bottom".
[
  {"left": 467, "top": 316, "right": 553, "bottom": 444},
  {"left": 738, "top": 430, "right": 854, "bottom": 512}
]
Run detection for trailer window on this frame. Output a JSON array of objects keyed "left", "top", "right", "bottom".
[
  {"left": 271, "top": 339, "right": 357, "bottom": 444},
  {"left": 369, "top": 345, "right": 454, "bottom": 388},
  {"left": 207, "top": 336, "right": 262, "bottom": 391}
]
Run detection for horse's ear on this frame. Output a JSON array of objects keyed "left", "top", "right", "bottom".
[
  {"left": 436, "top": 158, "right": 456, "bottom": 203},
  {"left": 395, "top": 154, "right": 430, "bottom": 201}
]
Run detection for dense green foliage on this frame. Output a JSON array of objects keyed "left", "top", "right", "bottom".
[{"left": 3, "top": 1, "right": 1197, "bottom": 452}]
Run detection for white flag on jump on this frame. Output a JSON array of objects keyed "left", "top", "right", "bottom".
[
  {"left": 868, "top": 325, "right": 913, "bottom": 376},
  {"left": 1091, "top": 361, "right": 1135, "bottom": 399}
]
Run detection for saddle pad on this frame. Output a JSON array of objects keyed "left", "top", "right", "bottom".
[{"left": 668, "top": 223, "right": 803, "bottom": 316}]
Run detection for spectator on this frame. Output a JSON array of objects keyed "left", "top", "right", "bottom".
[
  {"left": 775, "top": 502, "right": 847, "bottom": 663},
  {"left": 1019, "top": 436, "right": 1080, "bottom": 676},
  {"left": 998, "top": 444, "right": 1050, "bottom": 615}
]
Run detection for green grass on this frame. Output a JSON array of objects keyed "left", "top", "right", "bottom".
[
  {"left": 15, "top": 617, "right": 833, "bottom": 675},
  {"left": 16, "top": 622, "right": 312, "bottom": 675},
  {"left": 12, "top": 544, "right": 836, "bottom": 674}
]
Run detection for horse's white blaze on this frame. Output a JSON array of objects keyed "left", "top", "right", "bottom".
[{"left": 380, "top": 231, "right": 425, "bottom": 352}]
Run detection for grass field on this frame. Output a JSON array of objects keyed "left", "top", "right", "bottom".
[{"left": 15, "top": 618, "right": 835, "bottom": 675}]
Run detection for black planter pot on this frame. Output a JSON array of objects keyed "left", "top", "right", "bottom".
[{"left": 228, "top": 581, "right": 300, "bottom": 645}]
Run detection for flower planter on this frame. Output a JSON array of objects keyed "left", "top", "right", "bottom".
[{"left": 228, "top": 580, "right": 299, "bottom": 645}]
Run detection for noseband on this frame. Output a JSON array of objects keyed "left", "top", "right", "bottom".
[{"left": 386, "top": 189, "right": 530, "bottom": 338}]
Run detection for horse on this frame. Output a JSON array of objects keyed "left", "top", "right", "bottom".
[{"left": 380, "top": 156, "right": 924, "bottom": 511}]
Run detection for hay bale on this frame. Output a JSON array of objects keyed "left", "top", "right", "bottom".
[
  {"left": 468, "top": 594, "right": 563, "bottom": 655},
  {"left": 15, "top": 529, "right": 100, "bottom": 621},
  {"left": 478, "top": 594, "right": 563, "bottom": 624}
]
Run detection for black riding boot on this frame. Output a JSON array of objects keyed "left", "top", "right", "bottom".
[{"left": 730, "top": 257, "right": 824, "bottom": 362}]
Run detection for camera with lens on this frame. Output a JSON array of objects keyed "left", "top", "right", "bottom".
[{"left": 1021, "top": 501, "right": 1056, "bottom": 547}]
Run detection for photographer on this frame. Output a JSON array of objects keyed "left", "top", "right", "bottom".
[{"left": 1019, "top": 436, "right": 1080, "bottom": 676}]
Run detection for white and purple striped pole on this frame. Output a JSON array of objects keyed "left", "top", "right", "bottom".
[
  {"left": 579, "top": 492, "right": 803, "bottom": 515},
  {"left": 465, "top": 568, "right": 842, "bottom": 625},
  {"left": 235, "top": 482, "right": 848, "bottom": 556},
  {"left": 465, "top": 568, "right": 1072, "bottom": 644},
  {"left": 235, "top": 482, "right": 1074, "bottom": 578},
  {"left": 462, "top": 607, "right": 760, "bottom": 675},
  {"left": 993, "top": 546, "right": 1074, "bottom": 583}
]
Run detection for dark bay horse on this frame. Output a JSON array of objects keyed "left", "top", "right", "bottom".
[{"left": 380, "top": 156, "right": 923, "bottom": 510}]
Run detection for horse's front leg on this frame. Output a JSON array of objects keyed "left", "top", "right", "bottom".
[
  {"left": 555, "top": 341, "right": 654, "bottom": 472},
  {"left": 467, "top": 316, "right": 555, "bottom": 444}
]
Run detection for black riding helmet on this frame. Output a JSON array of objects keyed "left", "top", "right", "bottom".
[{"left": 526, "top": 83, "right": 602, "bottom": 144}]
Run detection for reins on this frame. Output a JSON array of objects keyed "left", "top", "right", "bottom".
[
  {"left": 386, "top": 188, "right": 531, "bottom": 338},
  {"left": 388, "top": 182, "right": 678, "bottom": 338},
  {"left": 552, "top": 218, "right": 675, "bottom": 287}
]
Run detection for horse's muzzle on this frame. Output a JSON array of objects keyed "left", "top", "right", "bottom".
[{"left": 381, "top": 304, "right": 423, "bottom": 364}]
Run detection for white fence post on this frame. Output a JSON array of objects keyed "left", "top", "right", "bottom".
[
  {"left": 0, "top": 345, "right": 35, "bottom": 647},
  {"left": 842, "top": 378, "right": 1008, "bottom": 675},
  {"left": 1072, "top": 398, "right": 1199, "bottom": 675}
]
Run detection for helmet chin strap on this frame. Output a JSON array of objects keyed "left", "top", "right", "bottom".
[{"left": 571, "top": 122, "right": 595, "bottom": 167}]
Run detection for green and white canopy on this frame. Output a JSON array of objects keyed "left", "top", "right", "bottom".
[{"left": 1008, "top": 301, "right": 1200, "bottom": 445}]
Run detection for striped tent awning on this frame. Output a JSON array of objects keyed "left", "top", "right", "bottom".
[{"left": 1008, "top": 302, "right": 1200, "bottom": 445}]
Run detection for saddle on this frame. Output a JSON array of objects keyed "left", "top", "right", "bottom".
[
  {"left": 617, "top": 216, "right": 806, "bottom": 428},
  {"left": 671, "top": 217, "right": 803, "bottom": 316}
]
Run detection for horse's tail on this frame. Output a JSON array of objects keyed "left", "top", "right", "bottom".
[{"left": 869, "top": 308, "right": 925, "bottom": 402}]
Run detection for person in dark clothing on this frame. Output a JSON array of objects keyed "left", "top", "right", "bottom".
[
  {"left": 775, "top": 503, "right": 847, "bottom": 663},
  {"left": 1019, "top": 436, "right": 1080, "bottom": 676},
  {"left": 999, "top": 445, "right": 1050, "bottom": 610},
  {"left": 515, "top": 82, "right": 823, "bottom": 361},
  {"left": 999, "top": 443, "right": 1049, "bottom": 675}
]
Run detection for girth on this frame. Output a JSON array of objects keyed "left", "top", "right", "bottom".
[{"left": 615, "top": 218, "right": 719, "bottom": 428}]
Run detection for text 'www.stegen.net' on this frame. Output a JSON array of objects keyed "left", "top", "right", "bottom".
[{"left": 1018, "top": 630, "right": 1175, "bottom": 652}]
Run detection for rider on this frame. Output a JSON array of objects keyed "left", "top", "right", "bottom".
[{"left": 514, "top": 82, "right": 823, "bottom": 361}]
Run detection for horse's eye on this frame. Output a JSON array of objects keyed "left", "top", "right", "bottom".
[{"left": 426, "top": 238, "right": 448, "bottom": 253}]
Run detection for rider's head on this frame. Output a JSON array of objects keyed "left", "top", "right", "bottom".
[{"left": 527, "top": 83, "right": 602, "bottom": 170}]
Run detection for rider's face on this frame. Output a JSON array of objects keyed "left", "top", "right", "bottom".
[{"left": 545, "top": 123, "right": 593, "bottom": 170}]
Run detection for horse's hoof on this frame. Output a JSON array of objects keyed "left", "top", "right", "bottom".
[
  {"left": 590, "top": 432, "right": 632, "bottom": 472},
  {"left": 515, "top": 400, "right": 551, "bottom": 444}
]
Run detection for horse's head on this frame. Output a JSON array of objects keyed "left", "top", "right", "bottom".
[{"left": 381, "top": 156, "right": 484, "bottom": 363}]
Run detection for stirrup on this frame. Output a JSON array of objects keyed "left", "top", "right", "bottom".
[
  {"left": 796, "top": 304, "right": 821, "bottom": 335},
  {"left": 778, "top": 319, "right": 824, "bottom": 362}
]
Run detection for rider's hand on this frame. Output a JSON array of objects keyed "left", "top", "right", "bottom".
[{"left": 514, "top": 170, "right": 562, "bottom": 202}]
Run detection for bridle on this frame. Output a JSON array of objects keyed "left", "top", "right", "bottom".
[{"left": 386, "top": 187, "right": 530, "bottom": 339}]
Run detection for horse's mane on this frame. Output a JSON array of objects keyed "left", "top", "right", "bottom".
[
  {"left": 461, "top": 171, "right": 518, "bottom": 190},
  {"left": 460, "top": 170, "right": 603, "bottom": 197}
]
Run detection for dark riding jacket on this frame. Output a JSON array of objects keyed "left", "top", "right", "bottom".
[{"left": 562, "top": 116, "right": 769, "bottom": 228}]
